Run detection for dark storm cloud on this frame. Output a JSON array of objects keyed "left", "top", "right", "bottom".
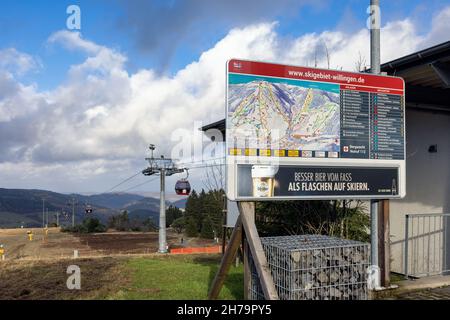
[
  {"left": 117, "top": 0, "right": 318, "bottom": 70},
  {"left": 0, "top": 73, "right": 19, "bottom": 98},
  {"left": 0, "top": 110, "right": 41, "bottom": 162}
]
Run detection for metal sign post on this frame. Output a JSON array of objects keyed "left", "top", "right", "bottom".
[{"left": 369, "top": 0, "right": 386, "bottom": 289}]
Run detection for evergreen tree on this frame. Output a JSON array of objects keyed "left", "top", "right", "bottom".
[
  {"left": 108, "top": 210, "right": 130, "bottom": 231},
  {"left": 185, "top": 190, "right": 199, "bottom": 214},
  {"left": 200, "top": 215, "right": 215, "bottom": 239},
  {"left": 177, "top": 185, "right": 369, "bottom": 242},
  {"left": 143, "top": 218, "right": 158, "bottom": 232},
  {"left": 181, "top": 188, "right": 227, "bottom": 239},
  {"left": 196, "top": 189, "right": 207, "bottom": 232},
  {"left": 171, "top": 217, "right": 185, "bottom": 234},
  {"left": 166, "top": 205, "right": 182, "bottom": 226},
  {"left": 202, "top": 190, "right": 224, "bottom": 238},
  {"left": 185, "top": 190, "right": 200, "bottom": 232},
  {"left": 185, "top": 216, "right": 198, "bottom": 237},
  {"left": 255, "top": 200, "right": 370, "bottom": 242}
]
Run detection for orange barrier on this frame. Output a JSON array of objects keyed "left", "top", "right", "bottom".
[{"left": 170, "top": 245, "right": 222, "bottom": 254}]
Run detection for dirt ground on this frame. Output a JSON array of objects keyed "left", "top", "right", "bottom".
[
  {"left": 0, "top": 257, "right": 129, "bottom": 299},
  {"left": 0, "top": 228, "right": 221, "bottom": 300},
  {"left": 0, "top": 228, "right": 218, "bottom": 261},
  {"left": 0, "top": 228, "right": 181, "bottom": 260}
]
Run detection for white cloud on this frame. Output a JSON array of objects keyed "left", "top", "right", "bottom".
[
  {"left": 0, "top": 48, "right": 41, "bottom": 76},
  {"left": 48, "top": 30, "right": 127, "bottom": 78},
  {"left": 422, "top": 6, "right": 450, "bottom": 47},
  {"left": 1, "top": 6, "right": 449, "bottom": 192},
  {"left": 48, "top": 30, "right": 102, "bottom": 55}
]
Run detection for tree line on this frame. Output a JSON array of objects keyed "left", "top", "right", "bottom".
[
  {"left": 171, "top": 189, "right": 224, "bottom": 239},
  {"left": 61, "top": 188, "right": 369, "bottom": 242},
  {"left": 171, "top": 189, "right": 369, "bottom": 242}
]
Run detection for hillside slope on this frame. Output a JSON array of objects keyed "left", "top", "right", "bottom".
[{"left": 0, "top": 188, "right": 185, "bottom": 228}]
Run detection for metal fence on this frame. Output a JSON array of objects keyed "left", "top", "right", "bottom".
[
  {"left": 247, "top": 242, "right": 265, "bottom": 300},
  {"left": 404, "top": 214, "right": 450, "bottom": 278},
  {"left": 248, "top": 235, "right": 369, "bottom": 300}
]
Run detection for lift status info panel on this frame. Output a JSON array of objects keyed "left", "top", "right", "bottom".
[{"left": 226, "top": 59, "right": 406, "bottom": 201}]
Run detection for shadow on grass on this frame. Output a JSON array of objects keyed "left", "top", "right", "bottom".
[{"left": 192, "top": 255, "right": 244, "bottom": 300}]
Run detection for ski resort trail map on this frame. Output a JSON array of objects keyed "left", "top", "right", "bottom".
[{"left": 228, "top": 73, "right": 340, "bottom": 155}]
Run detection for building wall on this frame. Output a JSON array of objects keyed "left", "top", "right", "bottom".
[{"left": 390, "top": 108, "right": 450, "bottom": 274}]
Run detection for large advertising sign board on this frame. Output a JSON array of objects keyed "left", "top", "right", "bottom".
[{"left": 226, "top": 59, "right": 406, "bottom": 201}]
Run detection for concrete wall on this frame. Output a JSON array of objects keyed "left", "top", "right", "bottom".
[{"left": 390, "top": 108, "right": 450, "bottom": 274}]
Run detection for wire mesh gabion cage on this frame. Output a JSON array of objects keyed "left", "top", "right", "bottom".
[{"left": 247, "top": 235, "right": 370, "bottom": 300}]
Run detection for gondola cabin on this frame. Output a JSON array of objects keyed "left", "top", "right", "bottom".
[{"left": 175, "top": 179, "right": 191, "bottom": 196}]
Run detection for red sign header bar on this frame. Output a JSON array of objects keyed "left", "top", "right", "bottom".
[{"left": 228, "top": 59, "right": 405, "bottom": 93}]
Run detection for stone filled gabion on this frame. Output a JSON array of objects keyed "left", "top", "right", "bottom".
[{"left": 247, "top": 235, "right": 369, "bottom": 300}]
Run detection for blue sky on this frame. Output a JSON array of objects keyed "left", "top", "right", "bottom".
[
  {"left": 1, "top": 0, "right": 448, "bottom": 89},
  {"left": 0, "top": 0, "right": 449, "bottom": 194}
]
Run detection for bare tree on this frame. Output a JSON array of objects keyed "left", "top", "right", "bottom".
[
  {"left": 313, "top": 42, "right": 330, "bottom": 69},
  {"left": 323, "top": 42, "right": 330, "bottom": 69},
  {"left": 302, "top": 42, "right": 366, "bottom": 72},
  {"left": 314, "top": 49, "right": 318, "bottom": 68},
  {"left": 201, "top": 161, "right": 225, "bottom": 193},
  {"left": 355, "top": 51, "right": 367, "bottom": 72}
]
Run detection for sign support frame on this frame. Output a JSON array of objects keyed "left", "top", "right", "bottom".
[
  {"left": 208, "top": 201, "right": 279, "bottom": 300},
  {"left": 370, "top": 0, "right": 390, "bottom": 289}
]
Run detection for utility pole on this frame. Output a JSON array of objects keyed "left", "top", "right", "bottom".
[
  {"left": 68, "top": 197, "right": 77, "bottom": 227},
  {"left": 72, "top": 198, "right": 75, "bottom": 227},
  {"left": 42, "top": 198, "right": 45, "bottom": 228},
  {"left": 46, "top": 208, "right": 49, "bottom": 227},
  {"left": 56, "top": 211, "right": 59, "bottom": 227},
  {"left": 143, "top": 144, "right": 185, "bottom": 253}
]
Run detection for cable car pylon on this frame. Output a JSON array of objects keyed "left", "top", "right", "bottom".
[{"left": 142, "top": 144, "right": 186, "bottom": 253}]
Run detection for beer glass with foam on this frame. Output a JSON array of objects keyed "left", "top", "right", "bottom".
[{"left": 251, "top": 165, "right": 277, "bottom": 197}]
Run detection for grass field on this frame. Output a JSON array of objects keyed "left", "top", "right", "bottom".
[
  {"left": 114, "top": 255, "right": 243, "bottom": 300},
  {"left": 0, "top": 254, "right": 244, "bottom": 300}
]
